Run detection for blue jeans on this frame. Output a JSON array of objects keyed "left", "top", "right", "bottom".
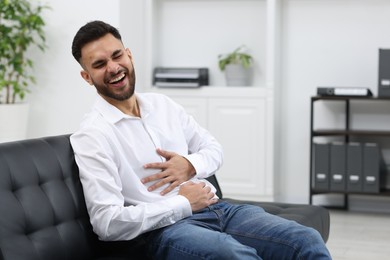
[{"left": 144, "top": 201, "right": 331, "bottom": 260}]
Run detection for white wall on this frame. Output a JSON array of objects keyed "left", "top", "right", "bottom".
[
  {"left": 279, "top": 0, "right": 390, "bottom": 203},
  {"left": 27, "top": 0, "right": 120, "bottom": 138},
  {"left": 119, "top": 0, "right": 148, "bottom": 92}
]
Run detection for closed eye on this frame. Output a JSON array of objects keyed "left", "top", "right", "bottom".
[
  {"left": 92, "top": 60, "right": 106, "bottom": 69},
  {"left": 112, "top": 50, "right": 123, "bottom": 60}
]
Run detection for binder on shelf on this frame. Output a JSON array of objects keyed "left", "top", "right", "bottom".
[
  {"left": 346, "top": 142, "right": 363, "bottom": 192},
  {"left": 330, "top": 142, "right": 346, "bottom": 192},
  {"left": 378, "top": 49, "right": 390, "bottom": 97},
  {"left": 313, "top": 143, "right": 330, "bottom": 191},
  {"left": 317, "top": 87, "right": 372, "bottom": 97},
  {"left": 362, "top": 143, "right": 384, "bottom": 193}
]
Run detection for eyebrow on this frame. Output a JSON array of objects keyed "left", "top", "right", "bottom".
[{"left": 112, "top": 49, "right": 122, "bottom": 57}]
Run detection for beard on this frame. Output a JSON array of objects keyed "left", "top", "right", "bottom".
[{"left": 93, "top": 66, "right": 136, "bottom": 101}]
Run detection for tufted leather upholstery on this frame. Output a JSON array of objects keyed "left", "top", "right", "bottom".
[
  {"left": 0, "top": 135, "right": 146, "bottom": 260},
  {"left": 0, "top": 135, "right": 98, "bottom": 260},
  {"left": 0, "top": 135, "right": 329, "bottom": 260}
]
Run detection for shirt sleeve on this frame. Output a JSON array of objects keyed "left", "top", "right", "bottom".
[
  {"left": 70, "top": 130, "right": 192, "bottom": 241},
  {"left": 172, "top": 100, "right": 224, "bottom": 179}
]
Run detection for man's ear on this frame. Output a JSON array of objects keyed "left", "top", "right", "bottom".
[
  {"left": 126, "top": 48, "right": 133, "bottom": 61},
  {"left": 80, "top": 70, "right": 93, "bottom": 85}
]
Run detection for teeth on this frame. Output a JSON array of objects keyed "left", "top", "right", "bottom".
[{"left": 109, "top": 73, "right": 125, "bottom": 83}]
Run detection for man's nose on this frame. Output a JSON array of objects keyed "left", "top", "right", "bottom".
[{"left": 107, "top": 60, "right": 119, "bottom": 74}]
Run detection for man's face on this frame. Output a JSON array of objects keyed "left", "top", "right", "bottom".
[{"left": 80, "top": 33, "right": 136, "bottom": 102}]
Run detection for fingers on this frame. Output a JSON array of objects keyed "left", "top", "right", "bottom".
[
  {"left": 143, "top": 148, "right": 174, "bottom": 169},
  {"left": 195, "top": 182, "right": 215, "bottom": 199},
  {"left": 160, "top": 180, "right": 180, "bottom": 195},
  {"left": 144, "top": 173, "right": 171, "bottom": 191},
  {"left": 143, "top": 173, "right": 181, "bottom": 194},
  {"left": 142, "top": 150, "right": 198, "bottom": 196},
  {"left": 209, "top": 197, "right": 218, "bottom": 206},
  {"left": 141, "top": 171, "right": 166, "bottom": 184},
  {"left": 178, "top": 182, "right": 217, "bottom": 212},
  {"left": 143, "top": 162, "right": 165, "bottom": 171},
  {"left": 202, "top": 185, "right": 217, "bottom": 204},
  {"left": 159, "top": 180, "right": 208, "bottom": 196},
  {"left": 156, "top": 148, "right": 176, "bottom": 159}
]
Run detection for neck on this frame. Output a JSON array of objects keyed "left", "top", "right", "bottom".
[{"left": 103, "top": 94, "right": 140, "bottom": 117}]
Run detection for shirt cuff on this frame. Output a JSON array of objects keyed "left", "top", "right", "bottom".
[
  {"left": 183, "top": 153, "right": 207, "bottom": 178},
  {"left": 169, "top": 194, "right": 193, "bottom": 219},
  {"left": 150, "top": 195, "right": 192, "bottom": 231}
]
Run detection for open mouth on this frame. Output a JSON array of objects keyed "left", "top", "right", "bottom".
[{"left": 108, "top": 72, "right": 126, "bottom": 84}]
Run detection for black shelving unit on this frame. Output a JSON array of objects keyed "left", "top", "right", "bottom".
[{"left": 309, "top": 96, "right": 390, "bottom": 208}]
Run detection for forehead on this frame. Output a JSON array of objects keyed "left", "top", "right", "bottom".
[{"left": 81, "top": 34, "right": 124, "bottom": 63}]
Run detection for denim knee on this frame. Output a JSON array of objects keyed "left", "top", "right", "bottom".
[{"left": 293, "top": 227, "right": 331, "bottom": 260}]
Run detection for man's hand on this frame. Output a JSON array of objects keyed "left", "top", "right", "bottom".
[
  {"left": 178, "top": 181, "right": 217, "bottom": 212},
  {"left": 142, "top": 148, "right": 196, "bottom": 195}
]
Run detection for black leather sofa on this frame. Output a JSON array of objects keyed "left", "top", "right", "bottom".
[{"left": 0, "top": 135, "right": 330, "bottom": 260}]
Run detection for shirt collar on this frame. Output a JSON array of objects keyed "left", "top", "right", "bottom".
[{"left": 94, "top": 93, "right": 153, "bottom": 124}]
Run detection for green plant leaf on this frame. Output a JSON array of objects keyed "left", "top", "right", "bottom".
[
  {"left": 217, "top": 45, "right": 253, "bottom": 71},
  {"left": 0, "top": 0, "right": 49, "bottom": 104}
]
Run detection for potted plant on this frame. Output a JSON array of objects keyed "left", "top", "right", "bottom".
[
  {"left": 218, "top": 45, "right": 253, "bottom": 86},
  {"left": 0, "top": 0, "right": 49, "bottom": 142}
]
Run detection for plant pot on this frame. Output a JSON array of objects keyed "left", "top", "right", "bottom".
[
  {"left": 0, "top": 103, "right": 29, "bottom": 143},
  {"left": 224, "top": 64, "right": 252, "bottom": 86}
]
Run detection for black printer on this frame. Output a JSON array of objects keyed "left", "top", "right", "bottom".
[{"left": 153, "top": 67, "right": 209, "bottom": 88}]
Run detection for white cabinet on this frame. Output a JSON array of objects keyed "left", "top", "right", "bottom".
[
  {"left": 169, "top": 96, "right": 208, "bottom": 128},
  {"left": 208, "top": 98, "right": 268, "bottom": 200},
  {"left": 151, "top": 87, "right": 275, "bottom": 201}
]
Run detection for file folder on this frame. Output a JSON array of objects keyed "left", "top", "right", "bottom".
[
  {"left": 378, "top": 49, "right": 390, "bottom": 97},
  {"left": 330, "top": 142, "right": 346, "bottom": 192},
  {"left": 347, "top": 142, "right": 363, "bottom": 192},
  {"left": 363, "top": 143, "right": 381, "bottom": 193},
  {"left": 313, "top": 143, "right": 330, "bottom": 191}
]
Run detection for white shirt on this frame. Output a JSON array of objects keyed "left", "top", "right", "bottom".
[{"left": 70, "top": 92, "right": 223, "bottom": 241}]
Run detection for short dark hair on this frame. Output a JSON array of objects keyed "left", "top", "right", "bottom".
[{"left": 71, "top": 20, "right": 122, "bottom": 63}]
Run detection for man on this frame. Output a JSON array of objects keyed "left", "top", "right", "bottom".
[{"left": 70, "top": 20, "right": 331, "bottom": 259}]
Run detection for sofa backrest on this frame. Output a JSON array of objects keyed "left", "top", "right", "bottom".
[
  {"left": 0, "top": 134, "right": 227, "bottom": 260},
  {"left": 0, "top": 135, "right": 98, "bottom": 260}
]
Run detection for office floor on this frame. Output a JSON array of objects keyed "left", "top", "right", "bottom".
[{"left": 326, "top": 210, "right": 390, "bottom": 259}]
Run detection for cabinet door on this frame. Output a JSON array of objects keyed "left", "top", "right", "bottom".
[
  {"left": 208, "top": 97, "right": 272, "bottom": 201},
  {"left": 168, "top": 97, "right": 208, "bottom": 128}
]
